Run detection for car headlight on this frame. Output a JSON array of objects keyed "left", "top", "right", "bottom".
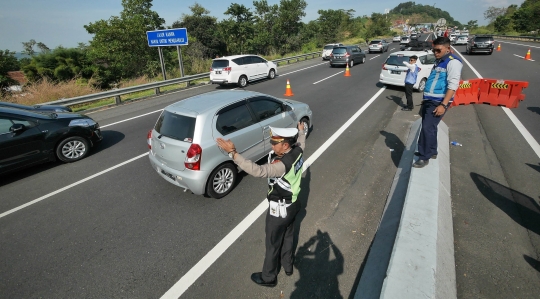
[{"left": 69, "top": 118, "right": 97, "bottom": 127}]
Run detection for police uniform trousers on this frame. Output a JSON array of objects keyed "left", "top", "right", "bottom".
[
  {"left": 404, "top": 83, "right": 414, "bottom": 109},
  {"left": 262, "top": 199, "right": 300, "bottom": 282},
  {"left": 418, "top": 100, "right": 447, "bottom": 160}
]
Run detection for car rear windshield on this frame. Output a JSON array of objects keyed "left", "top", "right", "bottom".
[
  {"left": 475, "top": 37, "right": 493, "bottom": 42},
  {"left": 332, "top": 47, "right": 347, "bottom": 54},
  {"left": 154, "top": 111, "right": 196, "bottom": 142},
  {"left": 324, "top": 45, "right": 335, "bottom": 50},
  {"left": 370, "top": 41, "right": 381, "bottom": 44},
  {"left": 211, "top": 60, "right": 229, "bottom": 68},
  {"left": 385, "top": 55, "right": 410, "bottom": 66}
]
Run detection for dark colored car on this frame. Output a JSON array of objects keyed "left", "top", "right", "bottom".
[
  {"left": 0, "top": 107, "right": 102, "bottom": 175},
  {"left": 329, "top": 45, "right": 366, "bottom": 68},
  {"left": 466, "top": 35, "right": 495, "bottom": 55},
  {"left": 0, "top": 101, "right": 72, "bottom": 112}
]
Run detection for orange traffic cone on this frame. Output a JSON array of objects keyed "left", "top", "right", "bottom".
[
  {"left": 525, "top": 49, "right": 531, "bottom": 60},
  {"left": 284, "top": 79, "right": 294, "bottom": 96},
  {"left": 497, "top": 44, "right": 501, "bottom": 51},
  {"left": 344, "top": 62, "right": 351, "bottom": 77}
]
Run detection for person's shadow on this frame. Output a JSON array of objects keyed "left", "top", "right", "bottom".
[
  {"left": 527, "top": 107, "right": 540, "bottom": 116},
  {"left": 380, "top": 131, "right": 405, "bottom": 167},
  {"left": 291, "top": 230, "right": 344, "bottom": 299}
]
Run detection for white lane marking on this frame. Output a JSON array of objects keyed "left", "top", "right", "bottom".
[
  {"left": 370, "top": 55, "right": 381, "bottom": 60},
  {"left": 100, "top": 109, "right": 163, "bottom": 128},
  {"left": 280, "top": 62, "right": 328, "bottom": 76},
  {"left": 313, "top": 71, "right": 344, "bottom": 84},
  {"left": 513, "top": 54, "right": 535, "bottom": 61},
  {"left": 160, "top": 86, "right": 388, "bottom": 299},
  {"left": 452, "top": 46, "right": 540, "bottom": 159},
  {"left": 496, "top": 40, "right": 540, "bottom": 49},
  {"left": 0, "top": 153, "right": 149, "bottom": 219},
  {"left": 390, "top": 48, "right": 395, "bottom": 51}
]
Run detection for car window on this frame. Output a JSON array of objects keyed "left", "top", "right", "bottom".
[
  {"left": 251, "top": 56, "right": 265, "bottom": 64},
  {"left": 385, "top": 55, "right": 410, "bottom": 66},
  {"left": 216, "top": 103, "right": 255, "bottom": 135},
  {"left": 419, "top": 55, "right": 427, "bottom": 64},
  {"left": 155, "top": 111, "right": 196, "bottom": 142},
  {"left": 248, "top": 97, "right": 284, "bottom": 121},
  {"left": 369, "top": 41, "right": 381, "bottom": 44},
  {"left": 212, "top": 60, "right": 229, "bottom": 68},
  {"left": 425, "top": 54, "right": 436, "bottom": 64},
  {"left": 324, "top": 45, "right": 335, "bottom": 50},
  {"left": 232, "top": 57, "right": 244, "bottom": 65},
  {"left": 242, "top": 56, "right": 254, "bottom": 65},
  {"left": 475, "top": 37, "right": 493, "bottom": 42},
  {"left": 332, "top": 47, "right": 347, "bottom": 54},
  {"left": 0, "top": 118, "right": 12, "bottom": 134},
  {"left": 11, "top": 118, "right": 34, "bottom": 128}
]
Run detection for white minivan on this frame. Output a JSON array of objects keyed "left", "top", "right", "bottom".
[
  {"left": 379, "top": 50, "right": 436, "bottom": 92},
  {"left": 210, "top": 54, "right": 278, "bottom": 88}
]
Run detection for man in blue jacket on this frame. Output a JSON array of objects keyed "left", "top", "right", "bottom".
[
  {"left": 402, "top": 55, "right": 419, "bottom": 111},
  {"left": 414, "top": 37, "right": 462, "bottom": 168}
]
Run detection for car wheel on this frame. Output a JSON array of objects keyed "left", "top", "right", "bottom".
[
  {"left": 417, "top": 78, "right": 427, "bottom": 93},
  {"left": 361, "top": 56, "right": 366, "bottom": 64},
  {"left": 349, "top": 60, "right": 354, "bottom": 68},
  {"left": 268, "top": 69, "right": 276, "bottom": 79},
  {"left": 237, "top": 75, "right": 248, "bottom": 88},
  {"left": 368, "top": 51, "right": 372, "bottom": 54},
  {"left": 56, "top": 136, "right": 89, "bottom": 163},
  {"left": 300, "top": 117, "right": 310, "bottom": 137},
  {"left": 206, "top": 163, "right": 237, "bottom": 199},
  {"left": 330, "top": 64, "right": 334, "bottom": 68}
]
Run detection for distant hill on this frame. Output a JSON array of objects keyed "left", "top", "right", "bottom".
[{"left": 390, "top": 1, "right": 462, "bottom": 27}]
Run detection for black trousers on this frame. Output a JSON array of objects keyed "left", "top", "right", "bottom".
[
  {"left": 418, "top": 100, "right": 447, "bottom": 160},
  {"left": 262, "top": 199, "right": 300, "bottom": 281},
  {"left": 404, "top": 83, "right": 414, "bottom": 109}
]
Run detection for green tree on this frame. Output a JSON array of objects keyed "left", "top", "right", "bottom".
[
  {"left": 222, "top": 3, "right": 255, "bottom": 54},
  {"left": 467, "top": 20, "right": 478, "bottom": 30},
  {"left": 22, "top": 47, "right": 92, "bottom": 82},
  {"left": 0, "top": 50, "right": 20, "bottom": 92},
  {"left": 366, "top": 13, "right": 391, "bottom": 38},
  {"left": 484, "top": 6, "right": 507, "bottom": 23},
  {"left": 252, "top": 0, "right": 280, "bottom": 54},
  {"left": 494, "top": 16, "right": 512, "bottom": 33},
  {"left": 84, "top": 0, "right": 165, "bottom": 86},
  {"left": 511, "top": 0, "right": 540, "bottom": 33},
  {"left": 21, "top": 39, "right": 37, "bottom": 56}
]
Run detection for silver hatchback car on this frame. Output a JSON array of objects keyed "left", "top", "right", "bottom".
[{"left": 148, "top": 90, "right": 313, "bottom": 198}]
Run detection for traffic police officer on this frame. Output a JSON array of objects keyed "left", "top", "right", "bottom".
[
  {"left": 216, "top": 122, "right": 307, "bottom": 287},
  {"left": 414, "top": 36, "right": 462, "bottom": 168}
]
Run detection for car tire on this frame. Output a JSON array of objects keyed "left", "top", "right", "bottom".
[
  {"left": 361, "top": 56, "right": 366, "bottom": 64},
  {"left": 417, "top": 78, "right": 427, "bottom": 93},
  {"left": 56, "top": 136, "right": 89, "bottom": 163},
  {"left": 368, "top": 51, "right": 372, "bottom": 54},
  {"left": 206, "top": 163, "right": 237, "bottom": 199},
  {"left": 330, "top": 64, "right": 334, "bottom": 68},
  {"left": 237, "top": 75, "right": 248, "bottom": 88},
  {"left": 349, "top": 60, "right": 354, "bottom": 68},
  {"left": 300, "top": 117, "right": 310, "bottom": 137},
  {"left": 268, "top": 69, "right": 276, "bottom": 79}
]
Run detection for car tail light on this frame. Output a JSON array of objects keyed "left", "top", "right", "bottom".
[
  {"left": 147, "top": 130, "right": 152, "bottom": 149},
  {"left": 330, "top": 53, "right": 333, "bottom": 58},
  {"left": 345, "top": 53, "right": 350, "bottom": 57},
  {"left": 185, "top": 144, "right": 202, "bottom": 170},
  {"left": 379, "top": 43, "right": 382, "bottom": 45},
  {"left": 210, "top": 67, "right": 213, "bottom": 71},
  {"left": 382, "top": 64, "right": 387, "bottom": 70},
  {"left": 224, "top": 67, "right": 232, "bottom": 71}
]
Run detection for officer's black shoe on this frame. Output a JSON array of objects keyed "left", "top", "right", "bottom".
[
  {"left": 401, "top": 107, "right": 413, "bottom": 111},
  {"left": 414, "top": 152, "right": 437, "bottom": 159},
  {"left": 413, "top": 159, "right": 429, "bottom": 168},
  {"left": 250, "top": 272, "right": 277, "bottom": 287},
  {"left": 285, "top": 269, "right": 293, "bottom": 276}
]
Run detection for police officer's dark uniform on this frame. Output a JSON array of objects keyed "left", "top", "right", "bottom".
[{"left": 216, "top": 125, "right": 306, "bottom": 287}]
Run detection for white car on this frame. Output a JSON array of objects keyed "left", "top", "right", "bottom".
[
  {"left": 449, "top": 34, "right": 457, "bottom": 41},
  {"left": 393, "top": 36, "right": 401, "bottom": 42},
  {"left": 210, "top": 55, "right": 278, "bottom": 88},
  {"left": 322, "top": 43, "right": 343, "bottom": 60},
  {"left": 379, "top": 50, "right": 436, "bottom": 92},
  {"left": 453, "top": 35, "right": 469, "bottom": 45}
]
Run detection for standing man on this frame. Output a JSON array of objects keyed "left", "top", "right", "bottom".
[
  {"left": 414, "top": 37, "right": 462, "bottom": 168},
  {"left": 402, "top": 55, "right": 419, "bottom": 111},
  {"left": 216, "top": 122, "right": 307, "bottom": 287}
]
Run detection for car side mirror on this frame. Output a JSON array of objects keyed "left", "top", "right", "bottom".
[
  {"left": 10, "top": 123, "right": 26, "bottom": 133},
  {"left": 284, "top": 104, "right": 293, "bottom": 112}
]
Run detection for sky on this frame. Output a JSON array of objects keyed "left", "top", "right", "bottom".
[{"left": 0, "top": 0, "right": 525, "bottom": 52}]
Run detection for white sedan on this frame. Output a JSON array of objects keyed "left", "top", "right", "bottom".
[
  {"left": 393, "top": 36, "right": 401, "bottom": 42},
  {"left": 452, "top": 35, "right": 469, "bottom": 45}
]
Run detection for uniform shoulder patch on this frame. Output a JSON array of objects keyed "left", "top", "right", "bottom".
[{"left": 449, "top": 56, "right": 454, "bottom": 60}]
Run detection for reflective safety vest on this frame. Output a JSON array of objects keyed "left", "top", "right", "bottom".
[
  {"left": 267, "top": 146, "right": 303, "bottom": 203},
  {"left": 423, "top": 53, "right": 462, "bottom": 102}
]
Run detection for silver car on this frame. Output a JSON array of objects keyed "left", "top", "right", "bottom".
[{"left": 148, "top": 90, "right": 313, "bottom": 198}]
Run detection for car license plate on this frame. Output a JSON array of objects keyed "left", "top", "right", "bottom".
[
  {"left": 215, "top": 70, "right": 222, "bottom": 74},
  {"left": 391, "top": 70, "right": 401, "bottom": 75},
  {"left": 160, "top": 168, "right": 176, "bottom": 181}
]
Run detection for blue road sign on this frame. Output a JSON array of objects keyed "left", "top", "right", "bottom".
[{"left": 146, "top": 28, "right": 188, "bottom": 47}]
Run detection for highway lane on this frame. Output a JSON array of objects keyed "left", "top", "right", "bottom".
[{"left": 1, "top": 49, "right": 409, "bottom": 298}]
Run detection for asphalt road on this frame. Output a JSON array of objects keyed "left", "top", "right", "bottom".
[{"left": 1, "top": 34, "right": 539, "bottom": 298}]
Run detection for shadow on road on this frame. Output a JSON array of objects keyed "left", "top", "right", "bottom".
[
  {"left": 524, "top": 254, "right": 540, "bottom": 272},
  {"left": 291, "top": 229, "right": 344, "bottom": 299},
  {"left": 526, "top": 163, "right": 540, "bottom": 173},
  {"left": 527, "top": 107, "right": 540, "bottom": 116},
  {"left": 380, "top": 130, "right": 405, "bottom": 167},
  {"left": 385, "top": 94, "right": 402, "bottom": 107},
  {"left": 89, "top": 130, "right": 125, "bottom": 154},
  {"left": 470, "top": 172, "right": 540, "bottom": 236}
]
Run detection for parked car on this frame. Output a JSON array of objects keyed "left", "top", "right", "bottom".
[
  {"left": 368, "top": 40, "right": 389, "bottom": 53},
  {"left": 379, "top": 50, "right": 436, "bottom": 92},
  {"left": 0, "top": 101, "right": 72, "bottom": 112},
  {"left": 392, "top": 36, "right": 401, "bottom": 42},
  {"left": 147, "top": 90, "right": 313, "bottom": 199},
  {"left": 0, "top": 107, "right": 102, "bottom": 175},
  {"left": 322, "top": 43, "right": 343, "bottom": 60},
  {"left": 210, "top": 55, "right": 278, "bottom": 88},
  {"left": 452, "top": 35, "right": 469, "bottom": 45},
  {"left": 466, "top": 35, "right": 495, "bottom": 55},
  {"left": 329, "top": 45, "right": 366, "bottom": 67}
]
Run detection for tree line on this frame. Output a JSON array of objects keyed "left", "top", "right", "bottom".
[{"left": 3, "top": 0, "right": 396, "bottom": 92}]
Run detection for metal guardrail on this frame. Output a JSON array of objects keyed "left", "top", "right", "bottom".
[
  {"left": 45, "top": 51, "right": 322, "bottom": 107},
  {"left": 492, "top": 35, "right": 540, "bottom": 42}
]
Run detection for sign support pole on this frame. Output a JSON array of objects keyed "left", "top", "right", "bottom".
[
  {"left": 177, "top": 46, "right": 184, "bottom": 78},
  {"left": 158, "top": 46, "right": 167, "bottom": 80}
]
